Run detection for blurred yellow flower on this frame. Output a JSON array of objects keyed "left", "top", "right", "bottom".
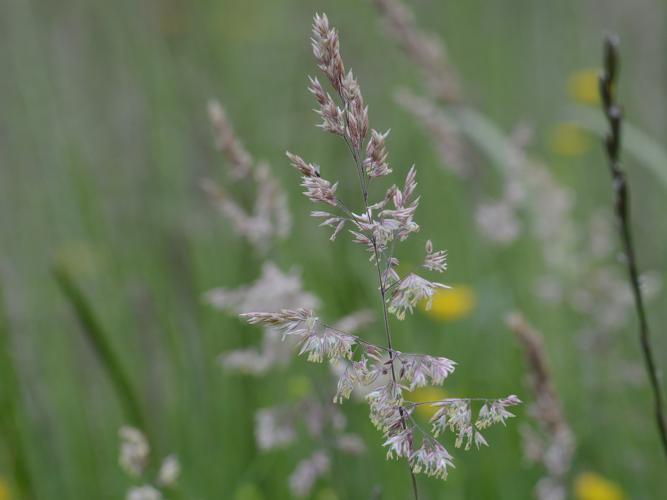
[
  {"left": 421, "top": 286, "right": 475, "bottom": 322},
  {"left": 567, "top": 69, "right": 601, "bottom": 105},
  {"left": 548, "top": 122, "right": 592, "bottom": 156},
  {"left": 574, "top": 472, "right": 625, "bottom": 500},
  {"left": 0, "top": 478, "right": 9, "bottom": 500},
  {"left": 407, "top": 387, "right": 448, "bottom": 419}
]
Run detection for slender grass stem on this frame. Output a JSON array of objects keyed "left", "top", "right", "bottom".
[
  {"left": 599, "top": 35, "right": 667, "bottom": 461},
  {"left": 0, "top": 279, "right": 36, "bottom": 499},
  {"left": 371, "top": 237, "right": 420, "bottom": 500},
  {"left": 344, "top": 131, "right": 420, "bottom": 500},
  {"left": 52, "top": 264, "right": 146, "bottom": 431}
]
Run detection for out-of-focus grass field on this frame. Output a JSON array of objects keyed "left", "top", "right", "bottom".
[{"left": 1, "top": 0, "right": 667, "bottom": 498}]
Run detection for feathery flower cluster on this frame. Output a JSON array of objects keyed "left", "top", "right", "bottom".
[
  {"left": 203, "top": 100, "right": 291, "bottom": 254},
  {"left": 364, "top": 129, "right": 393, "bottom": 177},
  {"left": 409, "top": 437, "right": 454, "bottom": 480},
  {"left": 208, "top": 100, "right": 253, "bottom": 179},
  {"left": 426, "top": 396, "right": 520, "bottom": 450},
  {"left": 256, "top": 399, "right": 365, "bottom": 497},
  {"left": 423, "top": 240, "right": 447, "bottom": 272},
  {"left": 119, "top": 426, "right": 149, "bottom": 477},
  {"left": 371, "top": 0, "right": 462, "bottom": 103},
  {"left": 288, "top": 152, "right": 339, "bottom": 207},
  {"left": 206, "top": 101, "right": 370, "bottom": 494},
  {"left": 388, "top": 273, "right": 448, "bottom": 320},
  {"left": 395, "top": 89, "right": 468, "bottom": 176},
  {"left": 206, "top": 262, "right": 319, "bottom": 315},
  {"left": 118, "top": 426, "right": 180, "bottom": 500},
  {"left": 208, "top": 262, "right": 318, "bottom": 375},
  {"left": 398, "top": 353, "right": 456, "bottom": 391},
  {"left": 239, "top": 13, "right": 519, "bottom": 487},
  {"left": 256, "top": 406, "right": 298, "bottom": 450},
  {"left": 240, "top": 309, "right": 357, "bottom": 364}
]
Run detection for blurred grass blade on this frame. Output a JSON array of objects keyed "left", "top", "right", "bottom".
[
  {"left": 457, "top": 105, "right": 667, "bottom": 193},
  {"left": 52, "top": 264, "right": 145, "bottom": 430},
  {"left": 457, "top": 108, "right": 517, "bottom": 172},
  {"left": 0, "top": 279, "right": 36, "bottom": 499},
  {"left": 570, "top": 105, "right": 667, "bottom": 190}
]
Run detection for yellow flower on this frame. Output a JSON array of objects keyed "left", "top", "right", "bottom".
[
  {"left": 548, "top": 122, "right": 592, "bottom": 157},
  {"left": 407, "top": 387, "right": 448, "bottom": 419},
  {"left": 0, "top": 478, "right": 9, "bottom": 500},
  {"left": 422, "top": 286, "right": 475, "bottom": 322},
  {"left": 574, "top": 472, "right": 625, "bottom": 500},
  {"left": 568, "top": 69, "right": 601, "bottom": 105}
]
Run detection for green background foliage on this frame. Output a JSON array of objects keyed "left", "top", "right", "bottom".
[{"left": 1, "top": 0, "right": 666, "bottom": 498}]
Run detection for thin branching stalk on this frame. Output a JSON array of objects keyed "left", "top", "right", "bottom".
[
  {"left": 345, "top": 92, "right": 421, "bottom": 500},
  {"left": 0, "top": 278, "right": 36, "bottom": 499},
  {"left": 371, "top": 199, "right": 421, "bottom": 499},
  {"left": 242, "top": 13, "right": 520, "bottom": 492},
  {"left": 338, "top": 86, "right": 419, "bottom": 497},
  {"left": 207, "top": 99, "right": 373, "bottom": 497},
  {"left": 53, "top": 264, "right": 146, "bottom": 431},
  {"left": 599, "top": 35, "right": 667, "bottom": 460}
]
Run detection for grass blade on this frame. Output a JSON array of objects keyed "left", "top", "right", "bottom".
[
  {"left": 0, "top": 278, "right": 36, "bottom": 499},
  {"left": 52, "top": 264, "right": 145, "bottom": 431}
]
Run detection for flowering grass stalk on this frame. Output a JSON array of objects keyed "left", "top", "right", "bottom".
[
  {"left": 507, "top": 313, "right": 575, "bottom": 500},
  {"left": 206, "top": 99, "right": 371, "bottom": 497},
  {"left": 241, "top": 13, "right": 520, "bottom": 496},
  {"left": 203, "top": 99, "right": 291, "bottom": 255},
  {"left": 598, "top": 35, "right": 667, "bottom": 460}
]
